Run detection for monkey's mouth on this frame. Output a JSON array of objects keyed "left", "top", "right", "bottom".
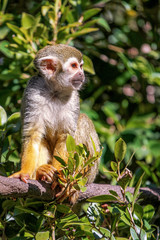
[{"left": 71, "top": 79, "right": 83, "bottom": 88}]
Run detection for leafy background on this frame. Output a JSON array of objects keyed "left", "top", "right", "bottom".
[{"left": 0, "top": 0, "right": 160, "bottom": 239}]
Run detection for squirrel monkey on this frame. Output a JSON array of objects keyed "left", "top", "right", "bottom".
[{"left": 10, "top": 44, "right": 100, "bottom": 200}]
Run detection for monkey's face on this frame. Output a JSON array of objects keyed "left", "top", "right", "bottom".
[
  {"left": 37, "top": 56, "right": 85, "bottom": 91},
  {"left": 62, "top": 57, "right": 85, "bottom": 90}
]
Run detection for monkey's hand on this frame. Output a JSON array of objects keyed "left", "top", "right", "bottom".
[
  {"left": 36, "top": 164, "right": 60, "bottom": 185},
  {"left": 9, "top": 171, "right": 30, "bottom": 183},
  {"left": 36, "top": 164, "right": 78, "bottom": 203}
]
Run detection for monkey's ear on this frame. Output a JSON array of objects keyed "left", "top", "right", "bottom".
[{"left": 37, "top": 56, "right": 59, "bottom": 78}]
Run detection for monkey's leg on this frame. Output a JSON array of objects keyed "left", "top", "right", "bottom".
[
  {"left": 52, "top": 134, "right": 68, "bottom": 169},
  {"left": 75, "top": 113, "right": 100, "bottom": 182},
  {"left": 54, "top": 115, "right": 100, "bottom": 203},
  {"left": 36, "top": 134, "right": 67, "bottom": 185},
  {"left": 70, "top": 113, "right": 100, "bottom": 204},
  {"left": 9, "top": 132, "right": 50, "bottom": 183},
  {"left": 36, "top": 134, "right": 68, "bottom": 192}
]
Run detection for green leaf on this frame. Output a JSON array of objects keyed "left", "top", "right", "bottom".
[
  {"left": 54, "top": 0, "right": 61, "bottom": 16},
  {"left": 74, "top": 152, "right": 80, "bottom": 170},
  {"left": 1, "top": 0, "right": 8, "bottom": 12},
  {"left": 75, "top": 172, "right": 83, "bottom": 179},
  {"left": 5, "top": 220, "right": 21, "bottom": 238},
  {"left": 107, "top": 206, "right": 120, "bottom": 215},
  {"left": 0, "top": 26, "right": 10, "bottom": 40},
  {"left": 78, "top": 177, "right": 88, "bottom": 186},
  {"left": 57, "top": 204, "right": 71, "bottom": 214},
  {"left": 115, "top": 238, "right": 129, "bottom": 240},
  {"left": 66, "top": 134, "right": 76, "bottom": 153},
  {"left": 6, "top": 112, "right": 21, "bottom": 135},
  {"left": 109, "top": 190, "right": 118, "bottom": 197},
  {"left": 68, "top": 157, "right": 74, "bottom": 172},
  {"left": 0, "top": 106, "right": 7, "bottom": 127},
  {"left": 130, "top": 227, "right": 139, "bottom": 240},
  {"left": 63, "top": 221, "right": 90, "bottom": 227},
  {"left": 2, "top": 200, "right": 16, "bottom": 210},
  {"left": 41, "top": 6, "right": 50, "bottom": 16},
  {"left": 134, "top": 203, "right": 143, "bottom": 220},
  {"left": 125, "top": 191, "right": 133, "bottom": 203},
  {"left": 143, "top": 204, "right": 155, "bottom": 221},
  {"left": 54, "top": 155, "right": 66, "bottom": 167},
  {"left": 99, "top": 227, "right": 111, "bottom": 237},
  {"left": 84, "top": 156, "right": 97, "bottom": 168},
  {"left": 7, "top": 112, "right": 20, "bottom": 125},
  {"left": 132, "top": 173, "right": 144, "bottom": 209},
  {"left": 66, "top": 10, "right": 75, "bottom": 23},
  {"left": 21, "top": 13, "right": 36, "bottom": 29},
  {"left": 106, "top": 171, "right": 118, "bottom": 178},
  {"left": 83, "top": 8, "right": 101, "bottom": 21},
  {"left": 88, "top": 194, "right": 117, "bottom": 203},
  {"left": 114, "top": 138, "right": 127, "bottom": 162},
  {"left": 15, "top": 206, "right": 39, "bottom": 216},
  {"left": 67, "top": 28, "right": 98, "bottom": 39},
  {"left": 140, "top": 229, "right": 147, "bottom": 240},
  {"left": 75, "top": 145, "right": 84, "bottom": 155},
  {"left": 36, "top": 231, "right": 50, "bottom": 240},
  {"left": 111, "top": 214, "right": 120, "bottom": 233},
  {"left": 83, "top": 54, "right": 95, "bottom": 75},
  {"left": 58, "top": 22, "right": 82, "bottom": 32},
  {"left": 7, "top": 23, "right": 24, "bottom": 36},
  {"left": 120, "top": 213, "right": 131, "bottom": 226},
  {"left": 111, "top": 161, "right": 117, "bottom": 172},
  {"left": 97, "top": 18, "right": 111, "bottom": 32},
  {"left": 90, "top": 136, "right": 97, "bottom": 154},
  {"left": 80, "top": 186, "right": 87, "bottom": 192},
  {"left": 143, "top": 219, "right": 152, "bottom": 230},
  {"left": 136, "top": 161, "right": 151, "bottom": 176},
  {"left": 0, "top": 40, "right": 13, "bottom": 58}
]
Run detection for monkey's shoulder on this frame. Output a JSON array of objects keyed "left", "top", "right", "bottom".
[{"left": 25, "top": 75, "right": 46, "bottom": 92}]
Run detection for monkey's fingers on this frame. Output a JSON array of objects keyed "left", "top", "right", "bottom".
[
  {"left": 51, "top": 174, "right": 65, "bottom": 190},
  {"left": 37, "top": 171, "right": 54, "bottom": 182},
  {"left": 55, "top": 183, "right": 76, "bottom": 203},
  {"left": 36, "top": 164, "right": 59, "bottom": 183},
  {"left": 9, "top": 172, "right": 30, "bottom": 184},
  {"left": 51, "top": 180, "right": 59, "bottom": 190},
  {"left": 55, "top": 186, "right": 67, "bottom": 202}
]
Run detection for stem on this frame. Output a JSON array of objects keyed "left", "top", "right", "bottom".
[
  {"left": 51, "top": 225, "right": 56, "bottom": 240},
  {"left": 53, "top": 0, "right": 61, "bottom": 43},
  {"left": 127, "top": 206, "right": 141, "bottom": 240},
  {"left": 156, "top": 226, "right": 159, "bottom": 240},
  {"left": 117, "top": 161, "right": 121, "bottom": 177},
  {"left": 120, "top": 186, "right": 141, "bottom": 240}
]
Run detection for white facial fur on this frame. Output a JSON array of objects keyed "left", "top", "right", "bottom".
[
  {"left": 38, "top": 56, "right": 84, "bottom": 90},
  {"left": 62, "top": 57, "right": 84, "bottom": 89},
  {"left": 63, "top": 57, "right": 84, "bottom": 73}
]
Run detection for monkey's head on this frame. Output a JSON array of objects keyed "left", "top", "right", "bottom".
[{"left": 34, "top": 44, "right": 85, "bottom": 91}]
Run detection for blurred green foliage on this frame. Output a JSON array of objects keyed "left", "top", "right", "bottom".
[{"left": 0, "top": 0, "right": 160, "bottom": 239}]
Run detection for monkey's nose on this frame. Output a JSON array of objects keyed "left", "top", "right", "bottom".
[{"left": 74, "top": 71, "right": 84, "bottom": 80}]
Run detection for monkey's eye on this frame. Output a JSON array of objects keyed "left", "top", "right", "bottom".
[
  {"left": 80, "top": 63, "right": 83, "bottom": 69},
  {"left": 71, "top": 63, "right": 78, "bottom": 68}
]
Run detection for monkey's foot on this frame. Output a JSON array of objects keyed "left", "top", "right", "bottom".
[
  {"left": 36, "top": 164, "right": 60, "bottom": 185},
  {"left": 52, "top": 180, "right": 79, "bottom": 203},
  {"left": 9, "top": 171, "right": 30, "bottom": 183},
  {"left": 36, "top": 165, "right": 78, "bottom": 203}
]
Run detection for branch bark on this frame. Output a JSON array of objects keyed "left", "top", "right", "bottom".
[{"left": 0, "top": 176, "right": 160, "bottom": 206}]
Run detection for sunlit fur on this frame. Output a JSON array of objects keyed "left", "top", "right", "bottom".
[{"left": 10, "top": 44, "right": 100, "bottom": 198}]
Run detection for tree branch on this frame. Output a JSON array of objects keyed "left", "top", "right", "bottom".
[{"left": 0, "top": 176, "right": 160, "bottom": 206}]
